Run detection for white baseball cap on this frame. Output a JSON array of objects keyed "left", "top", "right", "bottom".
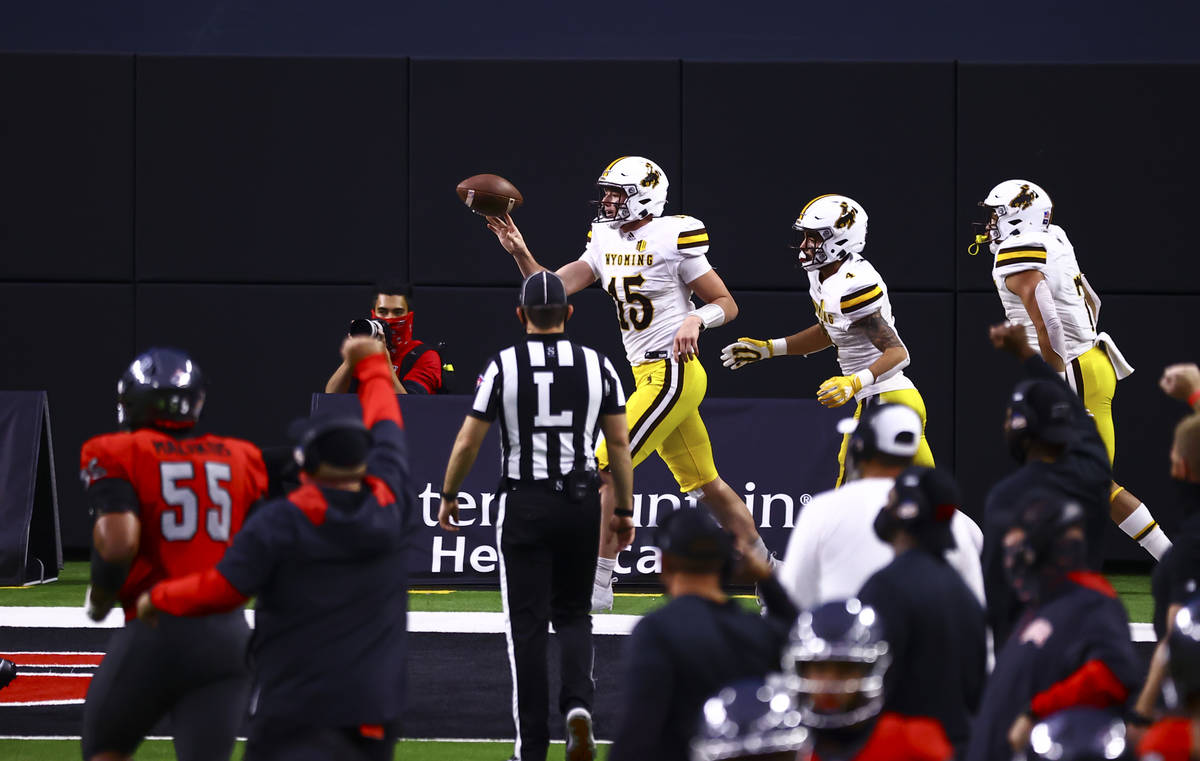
[{"left": 836, "top": 403, "right": 922, "bottom": 458}]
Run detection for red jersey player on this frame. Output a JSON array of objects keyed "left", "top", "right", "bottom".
[{"left": 79, "top": 347, "right": 268, "bottom": 761}]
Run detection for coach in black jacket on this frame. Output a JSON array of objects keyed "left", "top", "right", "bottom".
[
  {"left": 982, "top": 323, "right": 1112, "bottom": 647},
  {"left": 859, "top": 466, "right": 986, "bottom": 757},
  {"left": 139, "top": 336, "right": 414, "bottom": 761},
  {"left": 966, "top": 496, "right": 1139, "bottom": 761},
  {"left": 610, "top": 508, "right": 798, "bottom": 761}
]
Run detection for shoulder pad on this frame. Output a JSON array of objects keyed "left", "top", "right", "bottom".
[
  {"left": 670, "top": 215, "right": 709, "bottom": 254},
  {"left": 994, "top": 242, "right": 1048, "bottom": 270},
  {"left": 80, "top": 432, "right": 136, "bottom": 487}
]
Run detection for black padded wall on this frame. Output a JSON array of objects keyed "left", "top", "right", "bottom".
[{"left": 1, "top": 54, "right": 1196, "bottom": 555}]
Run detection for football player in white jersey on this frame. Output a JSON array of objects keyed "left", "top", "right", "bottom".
[
  {"left": 486, "top": 156, "right": 774, "bottom": 610},
  {"left": 721, "top": 194, "right": 935, "bottom": 486},
  {"left": 974, "top": 179, "right": 1170, "bottom": 559}
]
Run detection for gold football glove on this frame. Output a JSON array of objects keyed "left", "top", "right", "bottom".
[
  {"left": 721, "top": 337, "right": 785, "bottom": 370},
  {"left": 817, "top": 374, "right": 865, "bottom": 408}
]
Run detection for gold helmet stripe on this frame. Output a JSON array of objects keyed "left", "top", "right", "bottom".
[
  {"left": 600, "top": 156, "right": 630, "bottom": 178},
  {"left": 799, "top": 193, "right": 838, "bottom": 217}
]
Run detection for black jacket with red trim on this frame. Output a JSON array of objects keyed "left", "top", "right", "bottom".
[
  {"left": 964, "top": 572, "right": 1140, "bottom": 761},
  {"left": 982, "top": 353, "right": 1113, "bottom": 646},
  {"left": 152, "top": 353, "right": 415, "bottom": 727}
]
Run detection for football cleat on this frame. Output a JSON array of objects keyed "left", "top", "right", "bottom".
[
  {"left": 590, "top": 577, "right": 614, "bottom": 613},
  {"left": 565, "top": 707, "right": 596, "bottom": 761}
]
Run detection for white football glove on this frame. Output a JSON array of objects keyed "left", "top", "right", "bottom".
[{"left": 721, "top": 337, "right": 787, "bottom": 370}]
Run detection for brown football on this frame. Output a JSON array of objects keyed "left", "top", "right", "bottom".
[{"left": 456, "top": 174, "right": 524, "bottom": 217}]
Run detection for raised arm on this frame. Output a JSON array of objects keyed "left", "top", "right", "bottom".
[{"left": 485, "top": 213, "right": 597, "bottom": 294}]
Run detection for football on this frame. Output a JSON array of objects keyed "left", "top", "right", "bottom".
[{"left": 456, "top": 174, "right": 524, "bottom": 217}]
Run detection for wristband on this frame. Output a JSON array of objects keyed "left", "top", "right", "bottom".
[
  {"left": 440, "top": 491, "right": 459, "bottom": 501},
  {"left": 770, "top": 338, "right": 788, "bottom": 357},
  {"left": 853, "top": 368, "right": 875, "bottom": 389},
  {"left": 1189, "top": 389, "right": 1200, "bottom": 410},
  {"left": 689, "top": 303, "right": 726, "bottom": 330},
  {"left": 613, "top": 508, "right": 634, "bottom": 517},
  {"left": 1127, "top": 710, "right": 1154, "bottom": 728}
]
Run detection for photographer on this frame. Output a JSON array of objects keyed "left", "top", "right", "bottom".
[{"left": 325, "top": 281, "right": 444, "bottom": 395}]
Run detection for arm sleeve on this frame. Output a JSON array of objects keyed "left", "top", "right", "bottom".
[
  {"left": 676, "top": 219, "right": 710, "bottom": 256},
  {"left": 85, "top": 477, "right": 139, "bottom": 516},
  {"left": 151, "top": 567, "right": 250, "bottom": 617},
  {"left": 600, "top": 356, "right": 627, "bottom": 414},
  {"left": 356, "top": 353, "right": 404, "bottom": 429},
  {"left": 401, "top": 348, "right": 442, "bottom": 394},
  {"left": 1033, "top": 279, "right": 1068, "bottom": 364},
  {"left": 578, "top": 229, "right": 604, "bottom": 280},
  {"left": 215, "top": 503, "right": 287, "bottom": 596},
  {"left": 1029, "top": 659, "right": 1130, "bottom": 717},
  {"left": 779, "top": 505, "right": 823, "bottom": 610},
  {"left": 609, "top": 621, "right": 675, "bottom": 761},
  {"left": 468, "top": 358, "right": 502, "bottom": 422}
]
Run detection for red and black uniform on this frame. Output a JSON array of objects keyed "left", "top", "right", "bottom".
[
  {"left": 151, "top": 354, "right": 414, "bottom": 761},
  {"left": 811, "top": 713, "right": 954, "bottom": 761},
  {"left": 965, "top": 572, "right": 1141, "bottom": 761},
  {"left": 1138, "top": 716, "right": 1191, "bottom": 760},
  {"left": 79, "top": 428, "right": 268, "bottom": 761},
  {"left": 375, "top": 310, "right": 442, "bottom": 394}
]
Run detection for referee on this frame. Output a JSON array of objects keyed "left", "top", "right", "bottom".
[{"left": 438, "top": 271, "right": 634, "bottom": 761}]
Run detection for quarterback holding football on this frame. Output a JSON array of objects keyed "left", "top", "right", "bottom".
[
  {"left": 722, "top": 194, "right": 935, "bottom": 486},
  {"left": 975, "top": 179, "right": 1169, "bottom": 559},
  {"left": 486, "top": 156, "right": 775, "bottom": 610}
]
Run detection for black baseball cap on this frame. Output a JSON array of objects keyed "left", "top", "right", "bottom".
[
  {"left": 519, "top": 271, "right": 568, "bottom": 307},
  {"left": 654, "top": 507, "right": 733, "bottom": 570},
  {"left": 887, "top": 466, "right": 960, "bottom": 552}
]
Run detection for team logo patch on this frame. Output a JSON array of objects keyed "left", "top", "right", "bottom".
[
  {"left": 1009, "top": 183, "right": 1039, "bottom": 210},
  {"left": 640, "top": 163, "right": 661, "bottom": 189},
  {"left": 1019, "top": 617, "right": 1054, "bottom": 647},
  {"left": 835, "top": 202, "right": 857, "bottom": 229},
  {"left": 80, "top": 457, "right": 107, "bottom": 488}
]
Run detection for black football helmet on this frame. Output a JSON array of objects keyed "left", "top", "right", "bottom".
[
  {"left": 116, "top": 348, "right": 206, "bottom": 431},
  {"left": 782, "top": 599, "right": 890, "bottom": 730},
  {"left": 691, "top": 677, "right": 810, "bottom": 761},
  {"left": 1020, "top": 707, "right": 1132, "bottom": 761},
  {"left": 1164, "top": 594, "right": 1200, "bottom": 710}
]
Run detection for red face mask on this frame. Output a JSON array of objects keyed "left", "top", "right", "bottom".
[{"left": 371, "top": 310, "right": 416, "bottom": 359}]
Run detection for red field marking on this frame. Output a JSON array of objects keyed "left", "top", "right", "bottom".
[
  {"left": 0, "top": 674, "right": 91, "bottom": 705},
  {"left": 0, "top": 652, "right": 104, "bottom": 667}
]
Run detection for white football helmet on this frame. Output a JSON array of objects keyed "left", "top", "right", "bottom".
[
  {"left": 594, "top": 156, "right": 668, "bottom": 228},
  {"left": 978, "top": 179, "right": 1053, "bottom": 245},
  {"left": 791, "top": 194, "right": 868, "bottom": 271}
]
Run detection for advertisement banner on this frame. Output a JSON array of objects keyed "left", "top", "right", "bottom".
[{"left": 313, "top": 394, "right": 846, "bottom": 585}]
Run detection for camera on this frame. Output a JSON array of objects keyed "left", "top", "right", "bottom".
[{"left": 348, "top": 318, "right": 392, "bottom": 342}]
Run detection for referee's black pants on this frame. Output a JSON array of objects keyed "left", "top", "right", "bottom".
[{"left": 498, "top": 483, "right": 600, "bottom": 761}]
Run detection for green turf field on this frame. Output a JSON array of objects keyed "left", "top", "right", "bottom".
[
  {"left": 0, "top": 739, "right": 611, "bottom": 760},
  {"left": 0, "top": 562, "right": 1156, "bottom": 621}
]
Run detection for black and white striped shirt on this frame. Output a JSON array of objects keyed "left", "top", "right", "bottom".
[{"left": 469, "top": 333, "right": 626, "bottom": 481}]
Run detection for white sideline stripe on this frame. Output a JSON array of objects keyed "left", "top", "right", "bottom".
[
  {"left": 0, "top": 700, "right": 85, "bottom": 707},
  {"left": 0, "top": 607, "right": 643, "bottom": 635},
  {"left": 0, "top": 607, "right": 1154, "bottom": 640},
  {"left": 0, "top": 735, "right": 614, "bottom": 744}
]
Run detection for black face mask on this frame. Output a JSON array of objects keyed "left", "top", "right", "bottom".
[
  {"left": 1005, "top": 426, "right": 1029, "bottom": 463},
  {"left": 1005, "top": 535, "right": 1086, "bottom": 603}
]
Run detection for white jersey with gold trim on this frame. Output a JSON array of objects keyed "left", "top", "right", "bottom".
[
  {"left": 807, "top": 254, "right": 914, "bottom": 401},
  {"left": 579, "top": 215, "right": 713, "bottom": 366},
  {"left": 991, "top": 224, "right": 1103, "bottom": 365}
]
